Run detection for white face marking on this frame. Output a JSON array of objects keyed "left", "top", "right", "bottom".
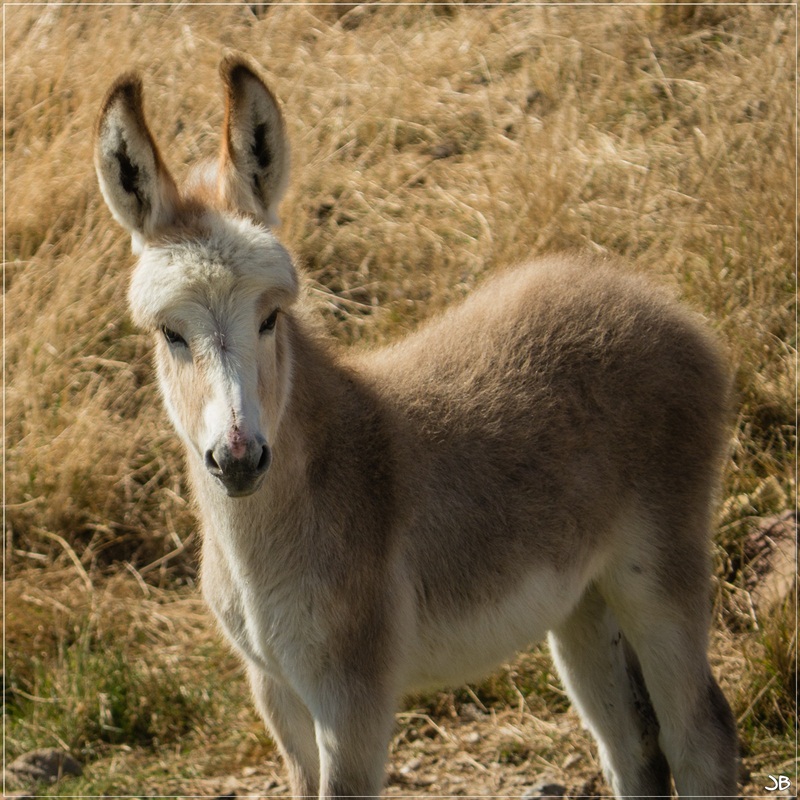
[
  {"left": 197, "top": 311, "right": 265, "bottom": 457},
  {"left": 132, "top": 212, "right": 297, "bottom": 480},
  {"left": 128, "top": 213, "right": 296, "bottom": 330}
]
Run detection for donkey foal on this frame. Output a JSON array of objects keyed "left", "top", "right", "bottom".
[{"left": 95, "top": 56, "right": 738, "bottom": 799}]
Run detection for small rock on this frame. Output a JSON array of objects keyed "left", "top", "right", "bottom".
[
  {"left": 750, "top": 511, "right": 797, "bottom": 613},
  {"left": 522, "top": 776, "right": 568, "bottom": 799},
  {"left": 5, "top": 749, "right": 82, "bottom": 793}
]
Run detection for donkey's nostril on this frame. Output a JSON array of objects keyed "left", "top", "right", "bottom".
[
  {"left": 205, "top": 449, "right": 222, "bottom": 475},
  {"left": 205, "top": 441, "right": 269, "bottom": 494},
  {"left": 256, "top": 444, "right": 271, "bottom": 474}
]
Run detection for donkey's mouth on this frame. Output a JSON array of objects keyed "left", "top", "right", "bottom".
[
  {"left": 211, "top": 466, "right": 269, "bottom": 497},
  {"left": 217, "top": 475, "right": 267, "bottom": 498}
]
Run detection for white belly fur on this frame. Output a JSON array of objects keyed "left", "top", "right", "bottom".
[{"left": 404, "top": 567, "right": 587, "bottom": 691}]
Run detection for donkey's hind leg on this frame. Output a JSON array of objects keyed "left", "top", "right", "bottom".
[
  {"left": 548, "top": 584, "right": 671, "bottom": 798},
  {"left": 599, "top": 557, "right": 738, "bottom": 800}
]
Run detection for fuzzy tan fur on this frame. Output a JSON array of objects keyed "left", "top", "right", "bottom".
[{"left": 95, "top": 55, "right": 739, "bottom": 799}]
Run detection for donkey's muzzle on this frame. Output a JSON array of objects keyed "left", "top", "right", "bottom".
[{"left": 205, "top": 437, "right": 271, "bottom": 497}]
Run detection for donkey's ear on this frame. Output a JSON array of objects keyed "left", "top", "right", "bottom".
[
  {"left": 94, "top": 75, "right": 178, "bottom": 254},
  {"left": 217, "top": 56, "right": 290, "bottom": 226}
]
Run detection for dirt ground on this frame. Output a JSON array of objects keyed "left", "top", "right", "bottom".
[{"left": 146, "top": 705, "right": 795, "bottom": 799}]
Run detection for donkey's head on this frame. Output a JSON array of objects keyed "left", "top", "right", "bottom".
[{"left": 95, "top": 57, "right": 297, "bottom": 497}]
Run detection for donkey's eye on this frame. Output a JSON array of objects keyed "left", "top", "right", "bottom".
[
  {"left": 161, "top": 325, "right": 187, "bottom": 347},
  {"left": 259, "top": 308, "right": 280, "bottom": 334}
]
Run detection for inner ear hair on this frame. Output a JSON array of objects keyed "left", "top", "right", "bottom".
[
  {"left": 94, "top": 73, "right": 178, "bottom": 243},
  {"left": 217, "top": 55, "right": 290, "bottom": 225}
]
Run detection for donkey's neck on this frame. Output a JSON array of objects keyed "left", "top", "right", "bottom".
[{"left": 269, "top": 318, "right": 357, "bottom": 498}]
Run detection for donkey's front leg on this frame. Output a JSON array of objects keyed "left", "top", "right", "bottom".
[
  {"left": 312, "top": 676, "right": 397, "bottom": 799},
  {"left": 246, "top": 662, "right": 320, "bottom": 796}
]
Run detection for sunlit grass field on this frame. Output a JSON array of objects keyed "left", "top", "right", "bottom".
[{"left": 5, "top": 2, "right": 796, "bottom": 795}]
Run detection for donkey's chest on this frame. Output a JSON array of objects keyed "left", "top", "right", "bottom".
[{"left": 201, "top": 538, "right": 324, "bottom": 679}]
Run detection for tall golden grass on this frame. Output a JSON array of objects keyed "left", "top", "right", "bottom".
[{"left": 5, "top": 1, "right": 796, "bottom": 792}]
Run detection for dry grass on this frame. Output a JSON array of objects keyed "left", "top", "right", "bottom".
[{"left": 4, "top": 1, "right": 796, "bottom": 795}]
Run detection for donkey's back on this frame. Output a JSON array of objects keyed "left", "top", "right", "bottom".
[{"left": 366, "top": 254, "right": 729, "bottom": 476}]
